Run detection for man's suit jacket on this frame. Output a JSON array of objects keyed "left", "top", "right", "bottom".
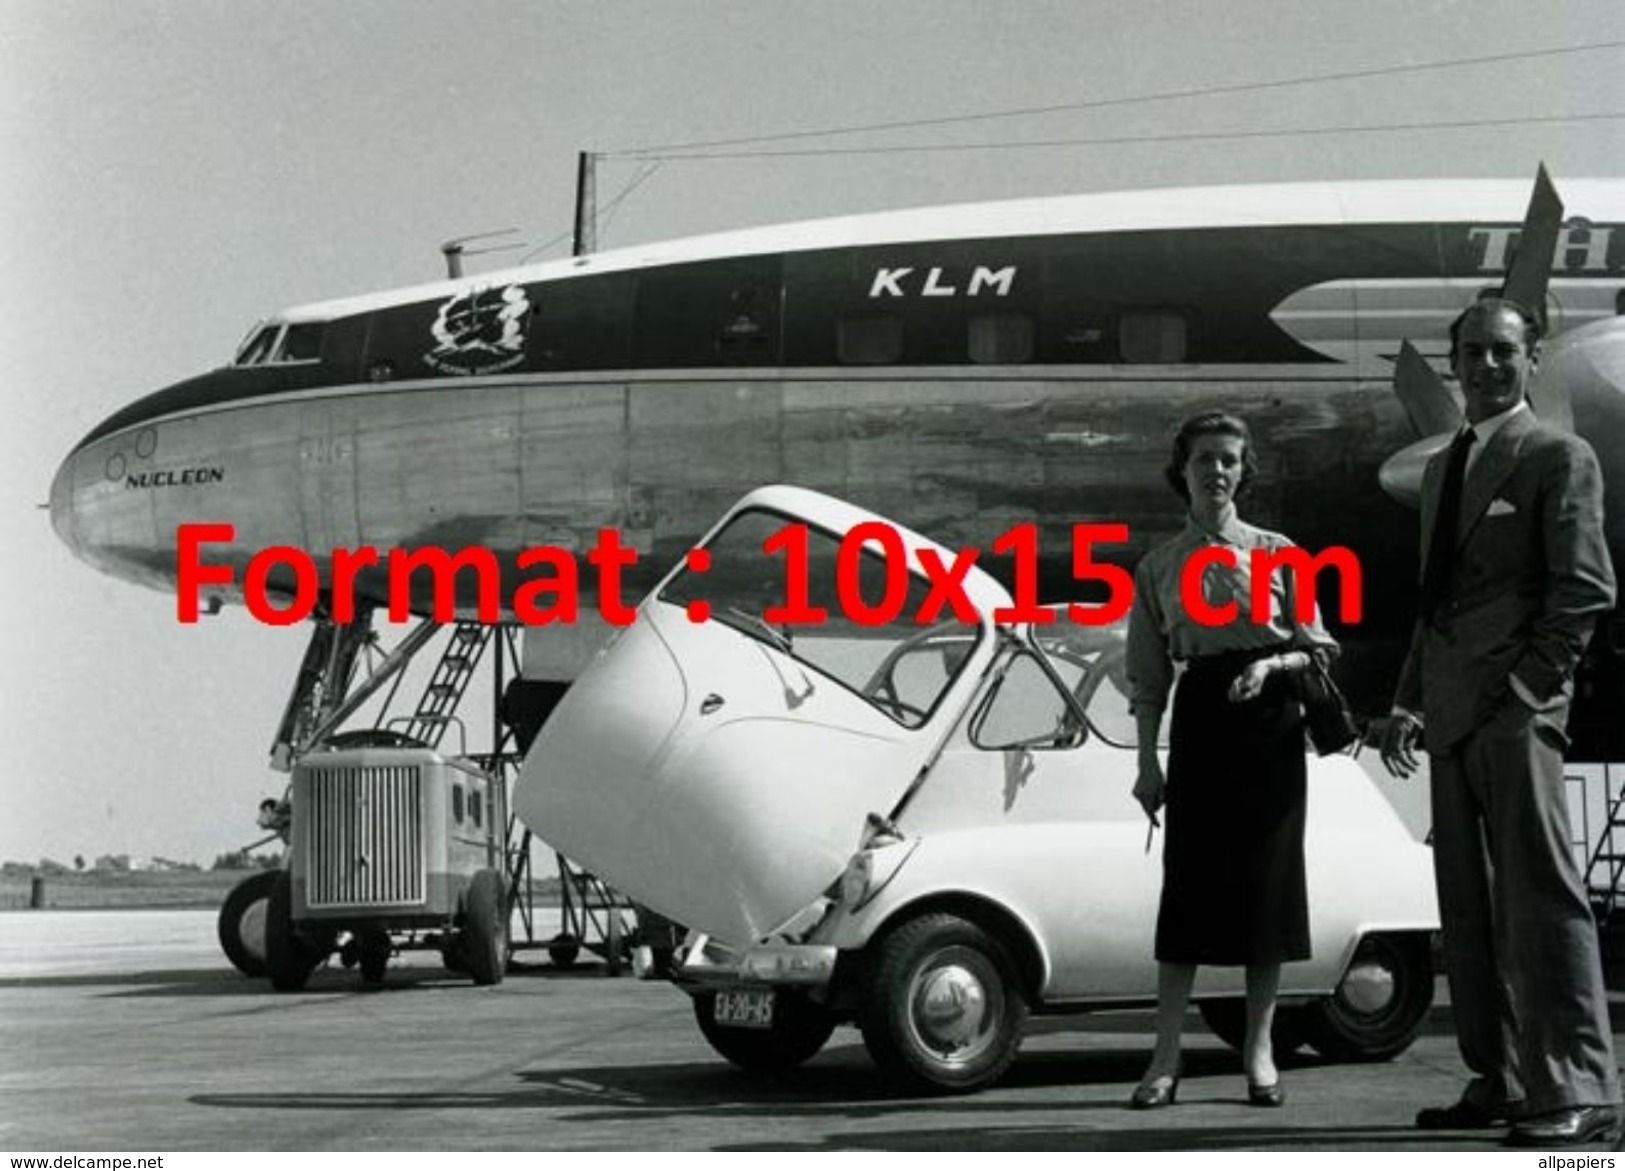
[{"left": 1394, "top": 407, "right": 1616, "bottom": 753}]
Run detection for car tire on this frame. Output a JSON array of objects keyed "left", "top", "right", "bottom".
[
  {"left": 693, "top": 989, "right": 837, "bottom": 1072},
  {"left": 264, "top": 871, "right": 326, "bottom": 992},
  {"left": 859, "top": 912, "right": 1028, "bottom": 1094},
  {"left": 217, "top": 870, "right": 277, "bottom": 977},
  {"left": 463, "top": 868, "right": 508, "bottom": 986},
  {"left": 1300, "top": 933, "right": 1433, "bottom": 1062},
  {"left": 1196, "top": 998, "right": 1308, "bottom": 1061}
]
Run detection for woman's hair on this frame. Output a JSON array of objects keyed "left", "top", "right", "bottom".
[{"left": 1164, "top": 411, "right": 1258, "bottom": 501}]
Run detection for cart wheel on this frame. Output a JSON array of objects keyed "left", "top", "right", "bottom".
[
  {"left": 464, "top": 868, "right": 508, "bottom": 986},
  {"left": 440, "top": 938, "right": 467, "bottom": 974},
  {"left": 217, "top": 870, "right": 278, "bottom": 977},
  {"left": 265, "top": 871, "right": 327, "bottom": 992},
  {"left": 548, "top": 936, "right": 581, "bottom": 969},
  {"left": 358, "top": 930, "right": 391, "bottom": 986}
]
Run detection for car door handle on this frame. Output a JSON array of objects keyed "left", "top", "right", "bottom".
[{"left": 700, "top": 694, "right": 725, "bottom": 715}]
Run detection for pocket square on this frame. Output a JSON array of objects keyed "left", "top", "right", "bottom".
[{"left": 1486, "top": 498, "right": 1516, "bottom": 516}]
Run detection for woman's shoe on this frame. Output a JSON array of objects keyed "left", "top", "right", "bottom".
[
  {"left": 1130, "top": 1074, "right": 1180, "bottom": 1109},
  {"left": 1247, "top": 1080, "right": 1285, "bottom": 1107}
]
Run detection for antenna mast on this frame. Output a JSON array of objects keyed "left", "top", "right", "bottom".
[{"left": 573, "top": 151, "right": 597, "bottom": 257}]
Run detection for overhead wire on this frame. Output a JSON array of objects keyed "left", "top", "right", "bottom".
[
  {"left": 620, "top": 110, "right": 1625, "bottom": 161},
  {"left": 612, "top": 38, "right": 1625, "bottom": 157},
  {"left": 507, "top": 38, "right": 1624, "bottom": 262}
]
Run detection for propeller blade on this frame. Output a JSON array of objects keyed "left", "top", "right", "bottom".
[
  {"left": 1378, "top": 433, "right": 1450, "bottom": 509},
  {"left": 1501, "top": 162, "right": 1563, "bottom": 323},
  {"left": 1392, "top": 339, "right": 1462, "bottom": 438}
]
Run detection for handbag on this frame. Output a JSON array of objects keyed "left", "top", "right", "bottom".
[{"left": 1294, "top": 654, "right": 1359, "bottom": 756}]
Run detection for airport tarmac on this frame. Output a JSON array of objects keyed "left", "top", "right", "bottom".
[{"left": 3, "top": 908, "right": 1623, "bottom": 1152}]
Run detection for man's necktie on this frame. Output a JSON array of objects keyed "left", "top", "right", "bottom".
[{"left": 1418, "top": 427, "right": 1476, "bottom": 620}]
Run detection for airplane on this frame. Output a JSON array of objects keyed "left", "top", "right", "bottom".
[{"left": 50, "top": 172, "right": 1625, "bottom": 765}]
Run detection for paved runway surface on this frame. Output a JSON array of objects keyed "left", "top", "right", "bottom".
[{"left": 2, "top": 909, "right": 1622, "bottom": 1152}]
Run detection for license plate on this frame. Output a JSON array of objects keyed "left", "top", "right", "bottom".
[{"left": 713, "top": 988, "right": 775, "bottom": 1028}]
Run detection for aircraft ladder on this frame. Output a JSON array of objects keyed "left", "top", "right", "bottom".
[
  {"left": 1582, "top": 764, "right": 1625, "bottom": 920},
  {"left": 395, "top": 623, "right": 491, "bottom": 748}
]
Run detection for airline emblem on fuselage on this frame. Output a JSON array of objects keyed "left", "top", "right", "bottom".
[
  {"left": 868, "top": 265, "right": 1017, "bottom": 298},
  {"left": 426, "top": 284, "right": 531, "bottom": 375}
]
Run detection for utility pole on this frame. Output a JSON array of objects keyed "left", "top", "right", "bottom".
[{"left": 573, "top": 151, "right": 597, "bottom": 257}]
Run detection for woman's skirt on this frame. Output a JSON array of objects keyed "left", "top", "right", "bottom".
[{"left": 1154, "top": 648, "right": 1310, "bottom": 966}]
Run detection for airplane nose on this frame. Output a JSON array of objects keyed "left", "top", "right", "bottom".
[
  {"left": 48, "top": 426, "right": 170, "bottom": 595},
  {"left": 48, "top": 449, "right": 78, "bottom": 558}
]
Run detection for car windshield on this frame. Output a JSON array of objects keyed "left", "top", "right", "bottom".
[{"left": 659, "top": 508, "right": 982, "bottom": 728}]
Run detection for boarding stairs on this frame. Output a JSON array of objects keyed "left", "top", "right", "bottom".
[
  {"left": 394, "top": 622, "right": 491, "bottom": 748},
  {"left": 1582, "top": 764, "right": 1625, "bottom": 921}
]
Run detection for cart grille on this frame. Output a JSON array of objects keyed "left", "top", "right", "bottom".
[{"left": 303, "top": 763, "right": 425, "bottom": 908}]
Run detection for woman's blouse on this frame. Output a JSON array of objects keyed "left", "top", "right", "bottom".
[{"left": 1127, "top": 512, "right": 1338, "bottom": 721}]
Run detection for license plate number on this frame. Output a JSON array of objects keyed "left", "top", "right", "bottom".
[{"left": 713, "top": 988, "right": 775, "bottom": 1028}]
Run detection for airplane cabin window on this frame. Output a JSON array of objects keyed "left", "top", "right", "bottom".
[
  {"left": 968, "top": 313, "right": 1035, "bottom": 364},
  {"left": 274, "top": 323, "right": 326, "bottom": 364},
  {"left": 1119, "top": 310, "right": 1189, "bottom": 364},
  {"left": 234, "top": 325, "right": 280, "bottom": 367},
  {"left": 633, "top": 260, "right": 780, "bottom": 368},
  {"left": 836, "top": 316, "right": 903, "bottom": 365}
]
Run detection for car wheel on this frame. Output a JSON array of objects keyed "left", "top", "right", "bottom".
[
  {"left": 1301, "top": 933, "right": 1433, "bottom": 1062},
  {"left": 693, "top": 990, "right": 837, "bottom": 1072},
  {"left": 859, "top": 912, "right": 1028, "bottom": 1093},
  {"left": 1196, "top": 999, "right": 1306, "bottom": 1060},
  {"left": 217, "top": 870, "right": 277, "bottom": 977},
  {"left": 265, "top": 871, "right": 327, "bottom": 992},
  {"left": 463, "top": 868, "right": 508, "bottom": 986}
]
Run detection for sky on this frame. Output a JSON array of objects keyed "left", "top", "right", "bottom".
[{"left": 3, "top": 0, "right": 1623, "bottom": 866}]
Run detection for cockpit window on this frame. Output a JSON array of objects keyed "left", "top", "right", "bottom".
[
  {"left": 232, "top": 322, "right": 326, "bottom": 366},
  {"left": 659, "top": 508, "right": 982, "bottom": 728},
  {"left": 276, "top": 323, "right": 325, "bottom": 363},
  {"left": 234, "top": 325, "right": 280, "bottom": 367}
]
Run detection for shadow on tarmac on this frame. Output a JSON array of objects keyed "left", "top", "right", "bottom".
[{"left": 187, "top": 1044, "right": 1511, "bottom": 1150}]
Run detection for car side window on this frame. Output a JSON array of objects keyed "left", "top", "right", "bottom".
[
  {"left": 1032, "top": 618, "right": 1138, "bottom": 749},
  {"left": 970, "top": 650, "right": 1085, "bottom": 751}
]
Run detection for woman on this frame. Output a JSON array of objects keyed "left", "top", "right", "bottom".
[{"left": 1125, "top": 411, "right": 1336, "bottom": 1109}]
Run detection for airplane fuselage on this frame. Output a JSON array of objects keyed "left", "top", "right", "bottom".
[{"left": 50, "top": 180, "right": 1625, "bottom": 723}]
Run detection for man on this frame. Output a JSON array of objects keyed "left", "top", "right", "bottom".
[{"left": 1374, "top": 297, "right": 1620, "bottom": 1146}]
